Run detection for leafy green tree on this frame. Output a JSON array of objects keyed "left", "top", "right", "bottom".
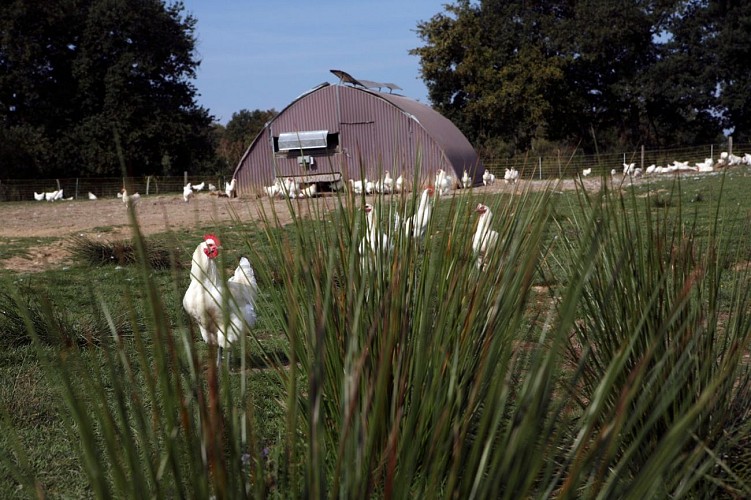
[
  {"left": 704, "top": 0, "right": 751, "bottom": 142},
  {"left": 215, "top": 108, "right": 276, "bottom": 169},
  {"left": 412, "top": 0, "right": 736, "bottom": 155},
  {"left": 0, "top": 0, "right": 215, "bottom": 179},
  {"left": 411, "top": 1, "right": 569, "bottom": 154}
]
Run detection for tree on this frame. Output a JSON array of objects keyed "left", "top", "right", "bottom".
[
  {"left": 411, "top": 0, "right": 734, "bottom": 155},
  {"left": 0, "top": 0, "right": 216, "bottom": 179},
  {"left": 411, "top": 1, "right": 569, "bottom": 154},
  {"left": 704, "top": 0, "right": 751, "bottom": 142},
  {"left": 215, "top": 109, "right": 276, "bottom": 170}
]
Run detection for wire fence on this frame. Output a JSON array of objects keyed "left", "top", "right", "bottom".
[
  {"left": 482, "top": 141, "right": 749, "bottom": 180},
  {"left": 1, "top": 141, "right": 748, "bottom": 202},
  {"left": 0, "top": 174, "right": 233, "bottom": 203}
]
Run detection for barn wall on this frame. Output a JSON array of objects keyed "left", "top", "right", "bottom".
[{"left": 234, "top": 84, "right": 482, "bottom": 195}]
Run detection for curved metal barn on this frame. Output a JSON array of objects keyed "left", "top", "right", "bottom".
[{"left": 232, "top": 71, "right": 483, "bottom": 196}]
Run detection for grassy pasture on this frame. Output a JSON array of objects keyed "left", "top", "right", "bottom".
[{"left": 0, "top": 170, "right": 750, "bottom": 498}]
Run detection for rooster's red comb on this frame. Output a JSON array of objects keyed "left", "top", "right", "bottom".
[{"left": 203, "top": 233, "right": 220, "bottom": 246}]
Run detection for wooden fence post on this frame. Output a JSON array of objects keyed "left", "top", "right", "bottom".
[
  {"left": 539, "top": 157, "right": 542, "bottom": 180},
  {"left": 640, "top": 145, "right": 645, "bottom": 170}
]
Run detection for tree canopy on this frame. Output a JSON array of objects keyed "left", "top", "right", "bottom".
[
  {"left": 411, "top": 0, "right": 750, "bottom": 156},
  {"left": 214, "top": 108, "right": 276, "bottom": 171},
  {"left": 0, "top": 0, "right": 216, "bottom": 179}
]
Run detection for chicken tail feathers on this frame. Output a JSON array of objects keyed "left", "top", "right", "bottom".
[{"left": 230, "top": 257, "right": 258, "bottom": 290}]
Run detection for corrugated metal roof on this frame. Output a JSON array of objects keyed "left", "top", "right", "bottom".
[{"left": 233, "top": 79, "right": 483, "bottom": 196}]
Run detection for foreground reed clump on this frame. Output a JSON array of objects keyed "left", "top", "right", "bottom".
[{"left": 3, "top": 173, "right": 751, "bottom": 497}]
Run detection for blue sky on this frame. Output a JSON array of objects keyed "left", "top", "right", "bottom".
[{"left": 180, "top": 1, "right": 446, "bottom": 124}]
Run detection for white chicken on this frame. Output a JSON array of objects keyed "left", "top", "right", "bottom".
[
  {"left": 472, "top": 203, "right": 499, "bottom": 270},
  {"left": 399, "top": 187, "right": 434, "bottom": 240},
  {"left": 461, "top": 169, "right": 471, "bottom": 188},
  {"left": 208, "top": 183, "right": 217, "bottom": 192},
  {"left": 582, "top": 168, "right": 592, "bottom": 177},
  {"left": 482, "top": 170, "right": 495, "bottom": 186},
  {"left": 121, "top": 188, "right": 140, "bottom": 208},
  {"left": 382, "top": 171, "right": 394, "bottom": 193},
  {"left": 394, "top": 175, "right": 404, "bottom": 193},
  {"left": 504, "top": 168, "right": 519, "bottom": 184},
  {"left": 34, "top": 191, "right": 44, "bottom": 201},
  {"left": 301, "top": 183, "right": 318, "bottom": 198},
  {"left": 264, "top": 183, "right": 282, "bottom": 198},
  {"left": 435, "top": 168, "right": 453, "bottom": 196},
  {"left": 183, "top": 183, "right": 194, "bottom": 203},
  {"left": 349, "top": 178, "right": 365, "bottom": 195},
  {"left": 183, "top": 234, "right": 258, "bottom": 366},
  {"left": 283, "top": 177, "right": 300, "bottom": 198},
  {"left": 88, "top": 192, "right": 97, "bottom": 200},
  {"left": 192, "top": 181, "right": 205, "bottom": 191},
  {"left": 225, "top": 178, "right": 237, "bottom": 198},
  {"left": 358, "top": 203, "right": 392, "bottom": 269}
]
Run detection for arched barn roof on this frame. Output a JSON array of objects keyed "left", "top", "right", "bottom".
[{"left": 232, "top": 75, "right": 482, "bottom": 196}]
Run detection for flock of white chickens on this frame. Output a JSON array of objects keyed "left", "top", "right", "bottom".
[
  {"left": 606, "top": 151, "right": 751, "bottom": 178},
  {"left": 262, "top": 166, "right": 520, "bottom": 201},
  {"left": 32, "top": 178, "right": 238, "bottom": 206},
  {"left": 182, "top": 179, "right": 237, "bottom": 202}
]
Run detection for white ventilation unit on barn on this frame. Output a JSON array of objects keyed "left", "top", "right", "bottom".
[{"left": 278, "top": 130, "right": 328, "bottom": 151}]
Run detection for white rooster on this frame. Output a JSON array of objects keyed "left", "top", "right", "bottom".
[
  {"left": 472, "top": 203, "right": 499, "bottom": 270},
  {"left": 183, "top": 234, "right": 258, "bottom": 366},
  {"left": 398, "top": 187, "right": 434, "bottom": 240}
]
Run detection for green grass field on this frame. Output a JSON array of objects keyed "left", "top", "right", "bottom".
[{"left": 1, "top": 170, "right": 750, "bottom": 498}]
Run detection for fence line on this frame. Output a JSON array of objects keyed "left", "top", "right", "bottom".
[
  {"left": 0, "top": 175, "right": 230, "bottom": 203},
  {"left": 1, "top": 141, "right": 748, "bottom": 202},
  {"left": 481, "top": 141, "right": 750, "bottom": 180}
]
